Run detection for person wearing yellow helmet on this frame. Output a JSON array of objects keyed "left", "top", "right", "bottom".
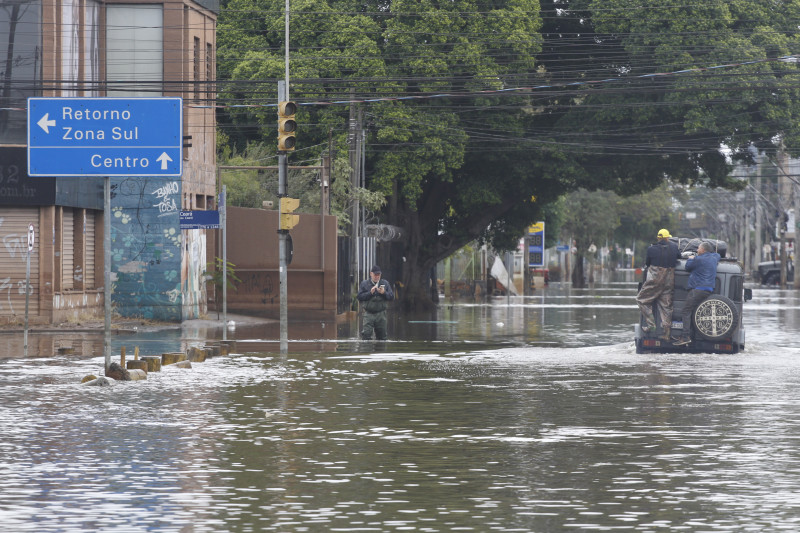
[{"left": 636, "top": 229, "right": 680, "bottom": 340}]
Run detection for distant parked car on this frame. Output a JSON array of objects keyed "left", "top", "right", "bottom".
[{"left": 756, "top": 260, "right": 794, "bottom": 286}]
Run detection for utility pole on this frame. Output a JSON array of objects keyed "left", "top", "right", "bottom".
[
  {"left": 278, "top": 83, "right": 290, "bottom": 353},
  {"left": 278, "top": 0, "right": 291, "bottom": 352},
  {"left": 793, "top": 167, "right": 800, "bottom": 290},
  {"left": 349, "top": 89, "right": 361, "bottom": 300},
  {"left": 754, "top": 163, "right": 762, "bottom": 268},
  {"left": 778, "top": 146, "right": 790, "bottom": 288},
  {"left": 221, "top": 184, "right": 228, "bottom": 341}
]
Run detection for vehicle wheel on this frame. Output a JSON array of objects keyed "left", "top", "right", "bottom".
[
  {"left": 693, "top": 295, "right": 739, "bottom": 341},
  {"left": 764, "top": 272, "right": 780, "bottom": 286},
  {"left": 635, "top": 339, "right": 644, "bottom": 354}
]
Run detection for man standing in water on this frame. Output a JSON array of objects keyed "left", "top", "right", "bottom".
[
  {"left": 357, "top": 265, "right": 394, "bottom": 340},
  {"left": 637, "top": 228, "right": 680, "bottom": 341},
  {"left": 673, "top": 241, "right": 720, "bottom": 346}
]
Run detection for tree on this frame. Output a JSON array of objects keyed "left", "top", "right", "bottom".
[
  {"left": 217, "top": 0, "right": 800, "bottom": 310},
  {"left": 560, "top": 189, "right": 620, "bottom": 287},
  {"left": 203, "top": 258, "right": 242, "bottom": 319}
]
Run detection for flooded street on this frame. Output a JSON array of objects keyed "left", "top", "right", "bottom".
[{"left": 3, "top": 274, "right": 800, "bottom": 531}]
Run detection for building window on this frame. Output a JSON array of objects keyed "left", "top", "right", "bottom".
[
  {"left": 106, "top": 5, "right": 163, "bottom": 97},
  {"left": 60, "top": 0, "right": 99, "bottom": 97},
  {"left": 0, "top": 0, "right": 42, "bottom": 144},
  {"left": 84, "top": 0, "right": 100, "bottom": 96},
  {"left": 62, "top": 0, "right": 80, "bottom": 96}
]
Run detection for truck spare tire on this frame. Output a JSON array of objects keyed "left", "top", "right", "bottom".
[{"left": 693, "top": 295, "right": 739, "bottom": 340}]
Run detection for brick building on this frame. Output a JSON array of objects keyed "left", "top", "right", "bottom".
[{"left": 0, "top": 0, "right": 218, "bottom": 324}]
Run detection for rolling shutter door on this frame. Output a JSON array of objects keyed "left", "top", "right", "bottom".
[
  {"left": 0, "top": 208, "right": 39, "bottom": 317},
  {"left": 85, "top": 210, "right": 96, "bottom": 289},
  {"left": 62, "top": 209, "right": 74, "bottom": 290}
]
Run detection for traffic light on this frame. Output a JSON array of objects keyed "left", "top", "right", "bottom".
[
  {"left": 280, "top": 197, "right": 300, "bottom": 230},
  {"left": 277, "top": 101, "right": 297, "bottom": 151}
]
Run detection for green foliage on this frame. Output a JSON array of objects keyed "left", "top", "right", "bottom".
[
  {"left": 561, "top": 186, "right": 679, "bottom": 254},
  {"left": 219, "top": 141, "right": 386, "bottom": 234},
  {"left": 561, "top": 189, "right": 621, "bottom": 254},
  {"left": 217, "top": 0, "right": 800, "bottom": 307},
  {"left": 203, "top": 258, "right": 243, "bottom": 318},
  {"left": 203, "top": 257, "right": 242, "bottom": 291}
]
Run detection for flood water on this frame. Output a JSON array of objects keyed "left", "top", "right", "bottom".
[{"left": 3, "top": 273, "right": 800, "bottom": 531}]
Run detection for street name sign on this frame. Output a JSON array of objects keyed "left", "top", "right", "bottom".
[
  {"left": 180, "top": 210, "right": 220, "bottom": 230},
  {"left": 27, "top": 97, "right": 183, "bottom": 177}
]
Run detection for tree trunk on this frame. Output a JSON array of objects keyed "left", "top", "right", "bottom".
[
  {"left": 572, "top": 253, "right": 586, "bottom": 288},
  {"left": 397, "top": 216, "right": 438, "bottom": 313}
]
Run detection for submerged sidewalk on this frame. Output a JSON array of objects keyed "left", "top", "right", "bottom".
[{"left": 0, "top": 313, "right": 275, "bottom": 334}]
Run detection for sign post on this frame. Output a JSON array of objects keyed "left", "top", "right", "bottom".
[
  {"left": 27, "top": 97, "right": 182, "bottom": 371},
  {"left": 23, "top": 224, "right": 33, "bottom": 356},
  {"left": 221, "top": 186, "right": 227, "bottom": 341}
]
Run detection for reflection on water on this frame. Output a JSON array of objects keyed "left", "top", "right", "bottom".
[{"left": 3, "top": 279, "right": 800, "bottom": 531}]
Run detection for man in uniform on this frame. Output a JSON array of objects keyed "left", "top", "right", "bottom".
[{"left": 637, "top": 228, "right": 680, "bottom": 341}]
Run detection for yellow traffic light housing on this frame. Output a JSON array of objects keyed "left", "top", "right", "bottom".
[
  {"left": 280, "top": 197, "right": 300, "bottom": 230},
  {"left": 277, "top": 101, "right": 297, "bottom": 151}
]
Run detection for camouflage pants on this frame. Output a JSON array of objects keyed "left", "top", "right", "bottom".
[{"left": 636, "top": 266, "right": 675, "bottom": 335}]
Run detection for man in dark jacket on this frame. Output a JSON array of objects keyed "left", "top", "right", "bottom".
[
  {"left": 673, "top": 241, "right": 720, "bottom": 345},
  {"left": 637, "top": 228, "right": 680, "bottom": 340},
  {"left": 357, "top": 265, "right": 394, "bottom": 340}
]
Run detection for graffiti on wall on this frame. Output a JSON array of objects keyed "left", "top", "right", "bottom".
[
  {"left": 0, "top": 218, "right": 28, "bottom": 263},
  {"left": 110, "top": 177, "right": 182, "bottom": 321},
  {"left": 0, "top": 216, "right": 35, "bottom": 315},
  {"left": 238, "top": 272, "right": 276, "bottom": 305},
  {"left": 181, "top": 228, "right": 206, "bottom": 319},
  {"left": 152, "top": 181, "right": 180, "bottom": 217}
]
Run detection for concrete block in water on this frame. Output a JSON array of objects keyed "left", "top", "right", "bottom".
[
  {"left": 141, "top": 356, "right": 162, "bottom": 372},
  {"left": 126, "top": 360, "right": 148, "bottom": 372},
  {"left": 187, "top": 347, "right": 207, "bottom": 362},
  {"left": 218, "top": 340, "right": 236, "bottom": 354},
  {"left": 174, "top": 360, "right": 192, "bottom": 369},
  {"left": 161, "top": 352, "right": 183, "bottom": 366}
]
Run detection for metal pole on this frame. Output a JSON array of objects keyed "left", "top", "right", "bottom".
[
  {"left": 221, "top": 184, "right": 227, "bottom": 341},
  {"left": 104, "top": 176, "right": 111, "bottom": 372},
  {"left": 506, "top": 251, "right": 511, "bottom": 306},
  {"left": 24, "top": 237, "right": 30, "bottom": 357},
  {"left": 278, "top": 81, "right": 289, "bottom": 353},
  {"left": 285, "top": 0, "right": 290, "bottom": 89}
]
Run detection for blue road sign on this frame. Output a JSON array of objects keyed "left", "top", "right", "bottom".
[
  {"left": 180, "top": 210, "right": 220, "bottom": 229},
  {"left": 27, "top": 97, "right": 183, "bottom": 177}
]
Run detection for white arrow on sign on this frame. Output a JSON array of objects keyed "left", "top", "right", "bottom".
[
  {"left": 157, "top": 152, "right": 173, "bottom": 170},
  {"left": 37, "top": 113, "right": 56, "bottom": 133}
]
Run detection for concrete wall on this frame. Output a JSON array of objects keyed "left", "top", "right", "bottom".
[{"left": 209, "top": 207, "right": 338, "bottom": 321}]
